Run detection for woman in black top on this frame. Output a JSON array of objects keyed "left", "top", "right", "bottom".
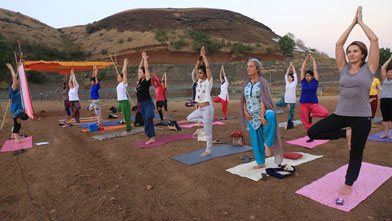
[{"left": 136, "top": 51, "right": 156, "bottom": 144}]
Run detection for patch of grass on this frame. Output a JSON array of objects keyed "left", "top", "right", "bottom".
[{"left": 154, "top": 30, "right": 168, "bottom": 43}]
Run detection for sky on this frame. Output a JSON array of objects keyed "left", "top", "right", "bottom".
[{"left": 1, "top": 0, "right": 391, "bottom": 57}]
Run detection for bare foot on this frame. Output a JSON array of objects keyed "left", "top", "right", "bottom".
[
  {"left": 380, "top": 134, "right": 388, "bottom": 139},
  {"left": 253, "top": 164, "right": 265, "bottom": 169},
  {"left": 346, "top": 128, "right": 352, "bottom": 151},
  {"left": 200, "top": 151, "right": 211, "bottom": 157},
  {"left": 145, "top": 138, "right": 155, "bottom": 145},
  {"left": 339, "top": 184, "right": 352, "bottom": 195},
  {"left": 264, "top": 144, "right": 271, "bottom": 157},
  {"left": 13, "top": 133, "right": 23, "bottom": 143}
]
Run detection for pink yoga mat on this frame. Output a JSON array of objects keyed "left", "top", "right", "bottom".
[
  {"left": 296, "top": 162, "right": 392, "bottom": 212},
  {"left": 133, "top": 133, "right": 194, "bottom": 149},
  {"left": 18, "top": 64, "right": 34, "bottom": 119},
  {"left": 180, "top": 121, "right": 225, "bottom": 129},
  {"left": 1, "top": 136, "right": 33, "bottom": 152},
  {"left": 286, "top": 136, "right": 329, "bottom": 149}
]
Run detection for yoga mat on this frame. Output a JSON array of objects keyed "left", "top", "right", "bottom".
[
  {"left": 180, "top": 121, "right": 226, "bottom": 129},
  {"left": 65, "top": 117, "right": 99, "bottom": 124},
  {"left": 1, "top": 136, "right": 33, "bottom": 152},
  {"left": 18, "top": 64, "right": 34, "bottom": 119},
  {"left": 286, "top": 136, "right": 329, "bottom": 149},
  {"left": 79, "top": 121, "right": 121, "bottom": 128},
  {"left": 92, "top": 127, "right": 144, "bottom": 140},
  {"left": 226, "top": 152, "right": 323, "bottom": 181},
  {"left": 368, "top": 131, "right": 392, "bottom": 143},
  {"left": 81, "top": 124, "right": 126, "bottom": 133},
  {"left": 58, "top": 116, "right": 97, "bottom": 122},
  {"left": 133, "top": 133, "right": 194, "bottom": 149},
  {"left": 171, "top": 144, "right": 253, "bottom": 165},
  {"left": 278, "top": 120, "right": 302, "bottom": 128},
  {"left": 296, "top": 162, "right": 392, "bottom": 212}
]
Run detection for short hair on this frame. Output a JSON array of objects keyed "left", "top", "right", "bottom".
[
  {"left": 90, "top": 77, "right": 100, "bottom": 82},
  {"left": 248, "top": 58, "right": 262, "bottom": 72},
  {"left": 198, "top": 63, "right": 207, "bottom": 75},
  {"left": 288, "top": 72, "right": 294, "bottom": 80},
  {"left": 346, "top": 41, "right": 368, "bottom": 65}
]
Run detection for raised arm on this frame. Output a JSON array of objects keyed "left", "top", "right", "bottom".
[
  {"left": 92, "top": 66, "right": 98, "bottom": 84},
  {"left": 290, "top": 62, "right": 298, "bottom": 83},
  {"left": 285, "top": 63, "right": 291, "bottom": 84},
  {"left": 381, "top": 54, "right": 392, "bottom": 81},
  {"left": 142, "top": 51, "right": 151, "bottom": 81},
  {"left": 6, "top": 63, "right": 17, "bottom": 91},
  {"left": 219, "top": 64, "right": 224, "bottom": 83},
  {"left": 69, "top": 69, "right": 78, "bottom": 88},
  {"left": 200, "top": 46, "right": 211, "bottom": 81},
  {"left": 163, "top": 72, "right": 168, "bottom": 88},
  {"left": 300, "top": 54, "right": 310, "bottom": 81},
  {"left": 310, "top": 54, "right": 320, "bottom": 81},
  {"left": 191, "top": 68, "right": 196, "bottom": 82},
  {"left": 122, "top": 58, "right": 128, "bottom": 84},
  {"left": 357, "top": 7, "right": 379, "bottom": 73}
]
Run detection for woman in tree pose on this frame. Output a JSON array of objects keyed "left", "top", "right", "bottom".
[
  {"left": 6, "top": 63, "right": 29, "bottom": 144},
  {"left": 299, "top": 53, "right": 329, "bottom": 142},
  {"left": 240, "top": 58, "right": 283, "bottom": 168},
  {"left": 187, "top": 46, "right": 214, "bottom": 156},
  {"left": 68, "top": 69, "right": 81, "bottom": 123},
  {"left": 213, "top": 64, "right": 229, "bottom": 120},
  {"left": 307, "top": 6, "right": 379, "bottom": 195},
  {"left": 136, "top": 51, "right": 156, "bottom": 144},
  {"left": 152, "top": 68, "right": 168, "bottom": 122},
  {"left": 88, "top": 66, "right": 102, "bottom": 126},
  {"left": 275, "top": 62, "right": 297, "bottom": 129},
  {"left": 379, "top": 54, "right": 392, "bottom": 138},
  {"left": 116, "top": 58, "right": 132, "bottom": 132}
]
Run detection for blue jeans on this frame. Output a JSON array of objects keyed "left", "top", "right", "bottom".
[{"left": 140, "top": 99, "right": 155, "bottom": 138}]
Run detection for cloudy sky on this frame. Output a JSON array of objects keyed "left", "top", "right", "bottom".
[{"left": 1, "top": 0, "right": 391, "bottom": 57}]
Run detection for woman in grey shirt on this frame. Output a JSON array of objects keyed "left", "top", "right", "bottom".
[
  {"left": 307, "top": 6, "right": 379, "bottom": 196},
  {"left": 379, "top": 55, "right": 392, "bottom": 138}
]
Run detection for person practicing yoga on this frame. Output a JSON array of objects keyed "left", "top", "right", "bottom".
[
  {"left": 307, "top": 6, "right": 379, "bottom": 195},
  {"left": 88, "top": 66, "right": 102, "bottom": 126},
  {"left": 369, "top": 76, "right": 381, "bottom": 119},
  {"left": 379, "top": 54, "right": 392, "bottom": 139},
  {"left": 152, "top": 68, "right": 168, "bottom": 122},
  {"left": 116, "top": 58, "right": 132, "bottom": 132},
  {"left": 68, "top": 69, "right": 81, "bottom": 123},
  {"left": 6, "top": 63, "right": 29, "bottom": 144},
  {"left": 136, "top": 51, "right": 156, "bottom": 144},
  {"left": 62, "top": 75, "right": 71, "bottom": 121},
  {"left": 213, "top": 64, "right": 229, "bottom": 120},
  {"left": 275, "top": 62, "right": 297, "bottom": 129},
  {"left": 187, "top": 46, "right": 214, "bottom": 156},
  {"left": 240, "top": 58, "right": 283, "bottom": 169},
  {"left": 299, "top": 53, "right": 329, "bottom": 142}
]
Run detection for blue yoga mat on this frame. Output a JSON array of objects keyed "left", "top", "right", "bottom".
[
  {"left": 171, "top": 144, "right": 253, "bottom": 165},
  {"left": 368, "top": 131, "right": 392, "bottom": 143},
  {"left": 78, "top": 121, "right": 121, "bottom": 128}
]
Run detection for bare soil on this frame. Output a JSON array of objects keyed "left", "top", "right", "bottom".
[{"left": 0, "top": 96, "right": 391, "bottom": 220}]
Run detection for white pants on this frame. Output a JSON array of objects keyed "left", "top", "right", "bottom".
[{"left": 187, "top": 105, "right": 214, "bottom": 153}]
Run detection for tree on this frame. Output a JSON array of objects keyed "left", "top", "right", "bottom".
[
  {"left": 279, "top": 34, "right": 295, "bottom": 56},
  {"left": 379, "top": 47, "right": 391, "bottom": 68}
]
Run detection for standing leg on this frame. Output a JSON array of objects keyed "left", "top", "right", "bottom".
[
  {"left": 263, "top": 111, "right": 276, "bottom": 157},
  {"left": 342, "top": 117, "right": 371, "bottom": 195},
  {"left": 300, "top": 103, "right": 311, "bottom": 130},
  {"left": 288, "top": 103, "right": 295, "bottom": 121},
  {"left": 200, "top": 105, "right": 213, "bottom": 156},
  {"left": 221, "top": 99, "right": 228, "bottom": 119},
  {"left": 120, "top": 100, "right": 132, "bottom": 132},
  {"left": 248, "top": 122, "right": 265, "bottom": 167}
]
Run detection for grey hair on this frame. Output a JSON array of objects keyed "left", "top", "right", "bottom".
[{"left": 248, "top": 58, "right": 262, "bottom": 74}]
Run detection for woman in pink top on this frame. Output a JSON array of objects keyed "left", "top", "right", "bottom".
[{"left": 152, "top": 69, "right": 168, "bottom": 122}]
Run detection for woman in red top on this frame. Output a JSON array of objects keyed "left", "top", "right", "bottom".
[{"left": 152, "top": 69, "right": 168, "bottom": 122}]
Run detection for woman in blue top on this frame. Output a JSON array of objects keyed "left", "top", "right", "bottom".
[
  {"left": 299, "top": 53, "right": 329, "bottom": 138},
  {"left": 6, "top": 63, "right": 29, "bottom": 144},
  {"left": 88, "top": 66, "right": 102, "bottom": 126},
  {"left": 308, "top": 6, "right": 379, "bottom": 195}
]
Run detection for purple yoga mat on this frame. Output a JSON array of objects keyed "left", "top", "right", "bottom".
[
  {"left": 133, "top": 133, "right": 194, "bottom": 149},
  {"left": 296, "top": 162, "right": 392, "bottom": 212},
  {"left": 368, "top": 131, "right": 392, "bottom": 143},
  {"left": 286, "top": 136, "right": 329, "bottom": 149},
  {"left": 1, "top": 136, "right": 33, "bottom": 152},
  {"left": 180, "top": 121, "right": 225, "bottom": 129}
]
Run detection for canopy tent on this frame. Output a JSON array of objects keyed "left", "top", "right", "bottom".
[{"left": 23, "top": 60, "right": 113, "bottom": 75}]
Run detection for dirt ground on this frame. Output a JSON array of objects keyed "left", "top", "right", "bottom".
[{"left": 0, "top": 96, "right": 391, "bottom": 221}]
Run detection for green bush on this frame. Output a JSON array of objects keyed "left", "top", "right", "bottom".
[
  {"left": 171, "top": 37, "right": 186, "bottom": 49},
  {"left": 155, "top": 30, "right": 168, "bottom": 43},
  {"left": 279, "top": 34, "right": 295, "bottom": 56},
  {"left": 189, "top": 31, "right": 223, "bottom": 53},
  {"left": 231, "top": 42, "right": 252, "bottom": 56}
]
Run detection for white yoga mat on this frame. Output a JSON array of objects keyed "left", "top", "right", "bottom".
[{"left": 226, "top": 152, "right": 323, "bottom": 181}]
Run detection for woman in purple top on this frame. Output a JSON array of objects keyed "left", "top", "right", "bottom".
[
  {"left": 307, "top": 6, "right": 379, "bottom": 195},
  {"left": 299, "top": 53, "right": 329, "bottom": 140}
]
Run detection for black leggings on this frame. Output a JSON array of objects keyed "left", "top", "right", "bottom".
[
  {"left": 307, "top": 114, "right": 371, "bottom": 186},
  {"left": 380, "top": 98, "right": 392, "bottom": 122}
]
